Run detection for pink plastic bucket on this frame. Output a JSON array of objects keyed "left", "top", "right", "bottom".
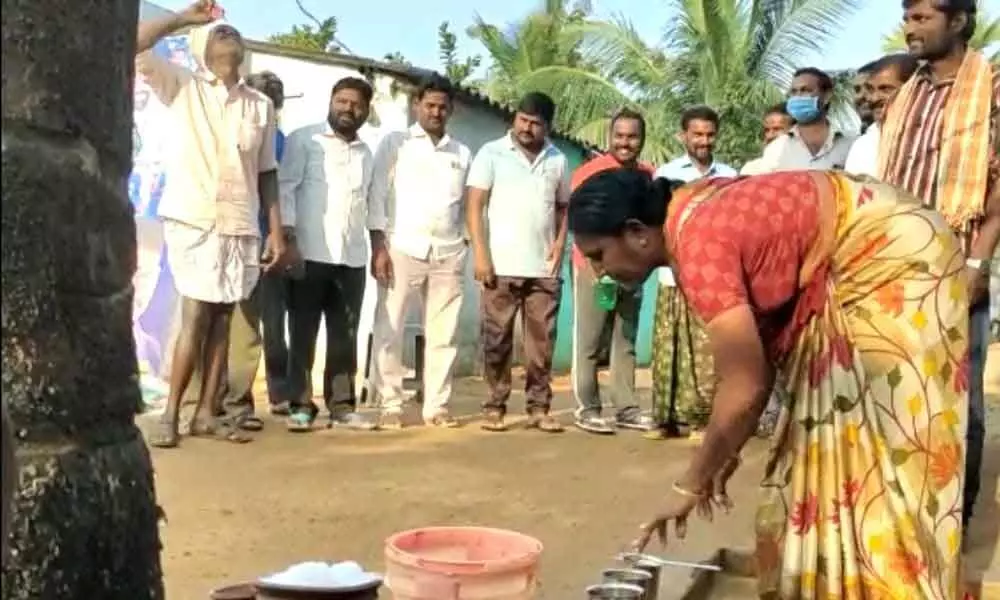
[{"left": 384, "top": 526, "right": 543, "bottom": 599}]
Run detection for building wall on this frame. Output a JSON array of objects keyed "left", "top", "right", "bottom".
[{"left": 242, "top": 48, "right": 655, "bottom": 386}]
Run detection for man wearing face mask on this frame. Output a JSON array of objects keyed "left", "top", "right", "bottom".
[
  {"left": 569, "top": 108, "right": 655, "bottom": 435},
  {"left": 845, "top": 54, "right": 919, "bottom": 178},
  {"left": 757, "top": 67, "right": 855, "bottom": 173},
  {"left": 137, "top": 1, "right": 288, "bottom": 448},
  {"left": 279, "top": 77, "right": 384, "bottom": 432}
]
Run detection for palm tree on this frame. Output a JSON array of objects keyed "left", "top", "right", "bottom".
[
  {"left": 500, "top": 0, "right": 864, "bottom": 164},
  {"left": 466, "top": 0, "right": 593, "bottom": 104},
  {"left": 881, "top": 4, "right": 1000, "bottom": 62}
]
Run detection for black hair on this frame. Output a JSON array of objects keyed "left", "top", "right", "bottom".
[
  {"left": 568, "top": 168, "right": 684, "bottom": 236},
  {"left": 870, "top": 53, "right": 921, "bottom": 83},
  {"left": 610, "top": 107, "right": 646, "bottom": 137},
  {"left": 415, "top": 74, "right": 455, "bottom": 101},
  {"left": 680, "top": 105, "right": 720, "bottom": 131},
  {"left": 246, "top": 71, "right": 284, "bottom": 110},
  {"left": 516, "top": 92, "right": 556, "bottom": 125},
  {"left": 764, "top": 103, "right": 790, "bottom": 118},
  {"left": 902, "top": 0, "right": 977, "bottom": 41},
  {"left": 792, "top": 67, "right": 835, "bottom": 92},
  {"left": 332, "top": 77, "right": 374, "bottom": 105},
  {"left": 858, "top": 60, "right": 879, "bottom": 75}
]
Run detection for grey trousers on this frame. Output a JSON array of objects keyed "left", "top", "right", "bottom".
[{"left": 571, "top": 263, "right": 641, "bottom": 415}]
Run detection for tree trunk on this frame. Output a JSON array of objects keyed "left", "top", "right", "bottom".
[{"left": 1, "top": 0, "right": 164, "bottom": 597}]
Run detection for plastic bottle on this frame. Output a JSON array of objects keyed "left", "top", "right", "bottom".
[{"left": 595, "top": 275, "right": 618, "bottom": 311}]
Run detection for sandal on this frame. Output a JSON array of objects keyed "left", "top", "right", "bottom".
[
  {"left": 480, "top": 410, "right": 508, "bottom": 432},
  {"left": 189, "top": 417, "right": 253, "bottom": 444},
  {"left": 424, "top": 413, "right": 460, "bottom": 428},
  {"left": 270, "top": 401, "right": 291, "bottom": 416},
  {"left": 286, "top": 409, "right": 316, "bottom": 433},
  {"left": 525, "top": 411, "right": 565, "bottom": 433},
  {"left": 230, "top": 409, "right": 264, "bottom": 432},
  {"left": 148, "top": 417, "right": 181, "bottom": 448}
]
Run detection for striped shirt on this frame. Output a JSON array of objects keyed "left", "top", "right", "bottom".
[{"left": 884, "top": 63, "right": 999, "bottom": 239}]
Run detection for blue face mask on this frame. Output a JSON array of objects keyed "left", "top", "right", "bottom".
[{"left": 786, "top": 96, "right": 822, "bottom": 123}]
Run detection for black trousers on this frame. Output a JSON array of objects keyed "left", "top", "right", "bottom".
[{"left": 286, "top": 261, "right": 366, "bottom": 414}]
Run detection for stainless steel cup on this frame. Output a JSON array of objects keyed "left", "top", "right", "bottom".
[
  {"left": 586, "top": 583, "right": 645, "bottom": 599},
  {"left": 618, "top": 553, "right": 662, "bottom": 600},
  {"left": 602, "top": 568, "right": 652, "bottom": 597}
]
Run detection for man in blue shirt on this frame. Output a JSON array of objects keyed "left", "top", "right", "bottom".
[
  {"left": 654, "top": 105, "right": 737, "bottom": 182},
  {"left": 647, "top": 105, "right": 735, "bottom": 440},
  {"left": 214, "top": 71, "right": 293, "bottom": 430}
]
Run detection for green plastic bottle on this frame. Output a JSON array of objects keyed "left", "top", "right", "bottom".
[{"left": 595, "top": 275, "right": 618, "bottom": 311}]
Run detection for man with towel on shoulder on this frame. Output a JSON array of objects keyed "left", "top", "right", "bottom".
[{"left": 878, "top": 0, "right": 1000, "bottom": 535}]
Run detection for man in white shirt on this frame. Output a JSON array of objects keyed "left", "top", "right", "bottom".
[
  {"left": 369, "top": 76, "right": 472, "bottom": 430},
  {"left": 279, "top": 77, "right": 385, "bottom": 432},
  {"left": 654, "top": 105, "right": 738, "bottom": 182},
  {"left": 845, "top": 54, "right": 919, "bottom": 178},
  {"left": 137, "top": 4, "right": 288, "bottom": 449},
  {"left": 740, "top": 104, "right": 794, "bottom": 176},
  {"left": 466, "top": 93, "right": 569, "bottom": 433},
  {"left": 755, "top": 67, "right": 855, "bottom": 173}
]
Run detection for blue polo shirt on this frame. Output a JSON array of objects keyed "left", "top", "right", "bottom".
[{"left": 259, "top": 129, "right": 286, "bottom": 237}]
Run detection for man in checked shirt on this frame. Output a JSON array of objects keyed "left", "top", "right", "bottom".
[{"left": 878, "top": 0, "right": 1000, "bottom": 535}]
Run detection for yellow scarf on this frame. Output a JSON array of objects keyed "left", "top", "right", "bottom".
[{"left": 877, "top": 50, "right": 994, "bottom": 228}]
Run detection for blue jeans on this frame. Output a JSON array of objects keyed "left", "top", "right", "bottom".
[{"left": 964, "top": 298, "right": 990, "bottom": 526}]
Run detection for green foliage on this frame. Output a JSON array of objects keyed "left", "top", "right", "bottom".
[
  {"left": 383, "top": 51, "right": 410, "bottom": 66},
  {"left": 473, "top": 0, "right": 864, "bottom": 166},
  {"left": 438, "top": 21, "right": 481, "bottom": 84},
  {"left": 467, "top": 0, "right": 593, "bottom": 106},
  {"left": 268, "top": 16, "right": 340, "bottom": 52}
]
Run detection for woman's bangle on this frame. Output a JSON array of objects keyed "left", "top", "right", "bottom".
[{"left": 671, "top": 481, "right": 706, "bottom": 499}]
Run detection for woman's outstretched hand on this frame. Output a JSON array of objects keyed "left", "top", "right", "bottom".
[
  {"left": 709, "top": 456, "right": 741, "bottom": 514},
  {"left": 630, "top": 484, "right": 705, "bottom": 552},
  {"left": 631, "top": 460, "right": 743, "bottom": 553}
]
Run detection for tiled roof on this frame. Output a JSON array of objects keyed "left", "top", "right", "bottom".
[{"left": 243, "top": 39, "right": 600, "bottom": 152}]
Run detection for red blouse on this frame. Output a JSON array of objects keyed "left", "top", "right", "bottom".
[{"left": 666, "top": 172, "right": 824, "bottom": 352}]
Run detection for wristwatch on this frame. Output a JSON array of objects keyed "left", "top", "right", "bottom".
[
  {"left": 282, "top": 227, "right": 297, "bottom": 244},
  {"left": 966, "top": 257, "right": 991, "bottom": 275}
]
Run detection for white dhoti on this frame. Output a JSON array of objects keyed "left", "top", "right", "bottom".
[{"left": 163, "top": 219, "right": 260, "bottom": 304}]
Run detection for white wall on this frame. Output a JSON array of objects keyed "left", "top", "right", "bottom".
[{"left": 243, "top": 49, "right": 514, "bottom": 393}]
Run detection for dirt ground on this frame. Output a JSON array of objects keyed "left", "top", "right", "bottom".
[
  {"left": 150, "top": 373, "right": 767, "bottom": 599},
  {"left": 151, "top": 351, "right": 1000, "bottom": 600}
]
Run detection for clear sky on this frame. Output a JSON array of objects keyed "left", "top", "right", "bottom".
[{"left": 153, "top": 0, "right": 1000, "bottom": 74}]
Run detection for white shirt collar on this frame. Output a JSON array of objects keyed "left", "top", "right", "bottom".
[{"left": 408, "top": 123, "right": 453, "bottom": 149}]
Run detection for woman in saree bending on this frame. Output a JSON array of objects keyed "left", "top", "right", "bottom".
[{"left": 570, "top": 169, "right": 969, "bottom": 598}]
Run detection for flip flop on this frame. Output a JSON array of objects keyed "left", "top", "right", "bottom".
[
  {"left": 148, "top": 418, "right": 181, "bottom": 449},
  {"left": 190, "top": 417, "right": 253, "bottom": 444}
]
